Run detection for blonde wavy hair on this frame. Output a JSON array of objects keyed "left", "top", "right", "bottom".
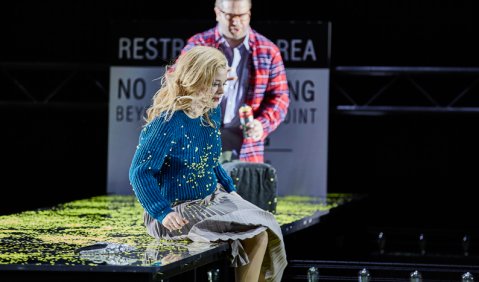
[{"left": 145, "top": 46, "right": 228, "bottom": 127}]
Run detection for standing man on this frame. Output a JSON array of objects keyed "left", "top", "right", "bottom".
[{"left": 181, "top": 0, "right": 290, "bottom": 163}]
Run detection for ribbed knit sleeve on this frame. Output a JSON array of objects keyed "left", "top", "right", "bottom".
[
  {"left": 130, "top": 108, "right": 238, "bottom": 222},
  {"left": 129, "top": 116, "right": 175, "bottom": 223},
  {"left": 214, "top": 164, "right": 236, "bottom": 192}
]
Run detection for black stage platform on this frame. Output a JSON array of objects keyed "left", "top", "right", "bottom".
[{"left": 0, "top": 194, "right": 354, "bottom": 281}]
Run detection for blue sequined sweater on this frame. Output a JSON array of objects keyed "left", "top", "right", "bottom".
[{"left": 129, "top": 107, "right": 236, "bottom": 223}]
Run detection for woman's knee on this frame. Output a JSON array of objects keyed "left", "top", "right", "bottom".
[
  {"left": 243, "top": 230, "right": 268, "bottom": 248},
  {"left": 256, "top": 230, "right": 268, "bottom": 246}
]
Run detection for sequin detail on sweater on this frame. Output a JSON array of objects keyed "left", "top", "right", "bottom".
[{"left": 129, "top": 107, "right": 236, "bottom": 223}]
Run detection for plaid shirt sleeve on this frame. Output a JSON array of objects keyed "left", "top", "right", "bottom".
[
  {"left": 254, "top": 47, "right": 289, "bottom": 136},
  {"left": 241, "top": 32, "right": 290, "bottom": 162}
]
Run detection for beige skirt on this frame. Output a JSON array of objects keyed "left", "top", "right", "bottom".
[{"left": 143, "top": 188, "right": 287, "bottom": 282}]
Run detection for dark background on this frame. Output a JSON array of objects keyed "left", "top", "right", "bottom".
[
  {"left": 1, "top": 0, "right": 479, "bottom": 233},
  {"left": 2, "top": 0, "right": 479, "bottom": 65}
]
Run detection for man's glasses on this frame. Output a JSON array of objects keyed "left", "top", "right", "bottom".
[{"left": 218, "top": 8, "right": 250, "bottom": 21}]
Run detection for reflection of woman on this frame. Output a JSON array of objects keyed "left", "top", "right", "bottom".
[
  {"left": 77, "top": 242, "right": 137, "bottom": 265},
  {"left": 144, "top": 240, "right": 212, "bottom": 267},
  {"left": 129, "top": 46, "right": 286, "bottom": 281}
]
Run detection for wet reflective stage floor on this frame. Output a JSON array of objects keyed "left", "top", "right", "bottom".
[{"left": 0, "top": 194, "right": 353, "bottom": 281}]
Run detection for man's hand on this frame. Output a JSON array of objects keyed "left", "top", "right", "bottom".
[
  {"left": 162, "top": 212, "right": 189, "bottom": 232},
  {"left": 245, "top": 119, "right": 264, "bottom": 141}
]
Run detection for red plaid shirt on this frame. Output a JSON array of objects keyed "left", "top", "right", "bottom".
[{"left": 182, "top": 26, "right": 290, "bottom": 162}]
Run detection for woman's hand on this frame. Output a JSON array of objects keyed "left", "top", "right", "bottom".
[{"left": 162, "top": 212, "right": 189, "bottom": 232}]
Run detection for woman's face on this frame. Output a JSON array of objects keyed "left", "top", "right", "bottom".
[{"left": 210, "top": 67, "right": 228, "bottom": 107}]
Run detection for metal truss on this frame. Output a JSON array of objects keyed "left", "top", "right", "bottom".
[
  {"left": 331, "top": 66, "right": 479, "bottom": 114},
  {"left": 0, "top": 62, "right": 109, "bottom": 104},
  {"left": 3, "top": 64, "right": 479, "bottom": 113}
]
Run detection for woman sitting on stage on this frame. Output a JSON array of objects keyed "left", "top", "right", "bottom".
[{"left": 128, "top": 46, "right": 286, "bottom": 282}]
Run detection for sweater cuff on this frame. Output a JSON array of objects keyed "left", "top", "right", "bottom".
[{"left": 224, "top": 184, "right": 237, "bottom": 193}]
